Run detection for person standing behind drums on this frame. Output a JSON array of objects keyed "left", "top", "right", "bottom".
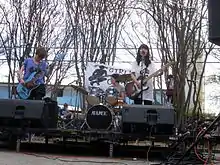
[{"left": 110, "top": 74, "right": 126, "bottom": 101}]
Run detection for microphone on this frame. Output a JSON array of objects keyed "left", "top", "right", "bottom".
[{"left": 142, "top": 54, "right": 145, "bottom": 61}]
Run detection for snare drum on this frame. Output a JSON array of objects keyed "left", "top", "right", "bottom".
[
  {"left": 86, "top": 87, "right": 105, "bottom": 105},
  {"left": 86, "top": 104, "right": 113, "bottom": 130},
  {"left": 105, "top": 86, "right": 119, "bottom": 106},
  {"left": 113, "top": 99, "right": 126, "bottom": 113}
]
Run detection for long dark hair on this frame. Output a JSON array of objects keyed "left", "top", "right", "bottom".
[{"left": 136, "top": 44, "right": 151, "bottom": 67}]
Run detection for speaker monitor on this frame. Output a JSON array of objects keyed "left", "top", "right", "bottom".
[
  {"left": 0, "top": 99, "right": 58, "bottom": 129},
  {"left": 208, "top": 0, "right": 220, "bottom": 45},
  {"left": 121, "top": 104, "right": 176, "bottom": 135}
]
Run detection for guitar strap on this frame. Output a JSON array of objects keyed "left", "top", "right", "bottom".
[
  {"left": 36, "top": 61, "right": 43, "bottom": 73},
  {"left": 34, "top": 61, "right": 45, "bottom": 80}
]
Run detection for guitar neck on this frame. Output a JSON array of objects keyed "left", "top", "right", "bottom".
[{"left": 144, "top": 62, "right": 175, "bottom": 82}]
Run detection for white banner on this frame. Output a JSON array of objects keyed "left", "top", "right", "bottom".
[{"left": 85, "top": 62, "right": 132, "bottom": 93}]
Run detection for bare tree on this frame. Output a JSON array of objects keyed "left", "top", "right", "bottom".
[
  {"left": 204, "top": 49, "right": 220, "bottom": 109},
  {"left": 121, "top": 0, "right": 214, "bottom": 127},
  {"left": 65, "top": 0, "right": 129, "bottom": 87},
  {"left": 0, "top": 0, "right": 76, "bottom": 98}
]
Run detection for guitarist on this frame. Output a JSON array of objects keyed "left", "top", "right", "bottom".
[
  {"left": 17, "top": 46, "right": 48, "bottom": 100},
  {"left": 130, "top": 44, "right": 162, "bottom": 105}
]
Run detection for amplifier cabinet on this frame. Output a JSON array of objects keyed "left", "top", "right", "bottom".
[
  {"left": 208, "top": 0, "right": 220, "bottom": 45},
  {"left": 121, "top": 104, "right": 175, "bottom": 135},
  {"left": 0, "top": 99, "right": 58, "bottom": 129}
]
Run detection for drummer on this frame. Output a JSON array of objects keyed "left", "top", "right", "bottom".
[{"left": 110, "top": 73, "right": 126, "bottom": 101}]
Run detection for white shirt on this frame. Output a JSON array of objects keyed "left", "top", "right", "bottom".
[{"left": 131, "top": 61, "right": 157, "bottom": 102}]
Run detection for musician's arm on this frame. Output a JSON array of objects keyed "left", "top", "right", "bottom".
[
  {"left": 157, "top": 71, "right": 163, "bottom": 76},
  {"left": 17, "top": 65, "right": 25, "bottom": 83},
  {"left": 119, "top": 90, "right": 126, "bottom": 100},
  {"left": 152, "top": 61, "right": 163, "bottom": 77},
  {"left": 131, "top": 72, "right": 141, "bottom": 87}
]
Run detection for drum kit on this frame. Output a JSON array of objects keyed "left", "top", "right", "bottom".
[{"left": 72, "top": 74, "right": 133, "bottom": 131}]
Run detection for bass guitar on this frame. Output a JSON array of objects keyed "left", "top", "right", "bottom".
[
  {"left": 16, "top": 71, "right": 44, "bottom": 99},
  {"left": 16, "top": 53, "right": 64, "bottom": 99},
  {"left": 125, "top": 62, "right": 175, "bottom": 100}
]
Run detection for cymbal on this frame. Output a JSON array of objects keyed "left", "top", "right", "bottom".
[
  {"left": 71, "top": 85, "right": 88, "bottom": 95},
  {"left": 116, "top": 74, "right": 132, "bottom": 82},
  {"left": 86, "top": 95, "right": 100, "bottom": 105}
]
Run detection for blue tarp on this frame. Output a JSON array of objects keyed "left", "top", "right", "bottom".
[{"left": 57, "top": 96, "right": 81, "bottom": 107}]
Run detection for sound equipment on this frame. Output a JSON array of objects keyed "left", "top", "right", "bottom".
[
  {"left": 175, "top": 113, "right": 220, "bottom": 165},
  {"left": 208, "top": 0, "right": 220, "bottom": 45},
  {"left": 0, "top": 99, "right": 58, "bottom": 129},
  {"left": 121, "top": 104, "right": 175, "bottom": 135},
  {"left": 86, "top": 87, "right": 105, "bottom": 105}
]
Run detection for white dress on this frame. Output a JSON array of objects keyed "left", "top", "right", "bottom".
[{"left": 131, "top": 61, "right": 157, "bottom": 102}]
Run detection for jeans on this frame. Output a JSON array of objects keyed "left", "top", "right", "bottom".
[{"left": 28, "top": 84, "right": 46, "bottom": 100}]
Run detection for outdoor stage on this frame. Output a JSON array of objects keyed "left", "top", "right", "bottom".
[{"left": 0, "top": 97, "right": 219, "bottom": 165}]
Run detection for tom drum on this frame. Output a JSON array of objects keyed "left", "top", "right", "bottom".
[
  {"left": 86, "top": 87, "right": 105, "bottom": 105},
  {"left": 105, "top": 86, "right": 119, "bottom": 106}
]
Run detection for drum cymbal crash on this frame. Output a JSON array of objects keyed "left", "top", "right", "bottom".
[
  {"left": 71, "top": 85, "right": 88, "bottom": 95},
  {"left": 115, "top": 74, "right": 132, "bottom": 82}
]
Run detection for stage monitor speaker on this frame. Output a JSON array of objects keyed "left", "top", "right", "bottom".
[
  {"left": 208, "top": 0, "right": 220, "bottom": 45},
  {"left": 121, "top": 104, "right": 176, "bottom": 135},
  {"left": 0, "top": 98, "right": 58, "bottom": 129}
]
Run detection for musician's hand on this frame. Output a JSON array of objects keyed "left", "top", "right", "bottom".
[
  {"left": 136, "top": 81, "right": 141, "bottom": 88},
  {"left": 19, "top": 79, "right": 25, "bottom": 84},
  {"left": 131, "top": 73, "right": 140, "bottom": 88},
  {"left": 26, "top": 82, "right": 35, "bottom": 88}
]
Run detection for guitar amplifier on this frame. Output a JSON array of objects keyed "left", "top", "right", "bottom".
[
  {"left": 121, "top": 104, "right": 176, "bottom": 135},
  {"left": 0, "top": 98, "right": 58, "bottom": 129}
]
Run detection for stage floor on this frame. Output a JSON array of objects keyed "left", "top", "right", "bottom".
[{"left": 0, "top": 150, "right": 161, "bottom": 165}]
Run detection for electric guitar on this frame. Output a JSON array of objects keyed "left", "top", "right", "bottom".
[
  {"left": 16, "top": 71, "right": 44, "bottom": 99},
  {"left": 125, "top": 61, "right": 175, "bottom": 100},
  {"left": 16, "top": 53, "right": 64, "bottom": 99}
]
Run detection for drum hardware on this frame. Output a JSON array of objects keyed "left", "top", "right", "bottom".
[
  {"left": 86, "top": 87, "right": 105, "bottom": 105},
  {"left": 105, "top": 86, "right": 126, "bottom": 114},
  {"left": 105, "top": 86, "right": 119, "bottom": 106},
  {"left": 108, "top": 99, "right": 126, "bottom": 113},
  {"left": 113, "top": 114, "right": 122, "bottom": 132}
]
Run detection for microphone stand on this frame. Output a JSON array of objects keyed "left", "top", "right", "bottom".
[{"left": 141, "top": 57, "right": 145, "bottom": 105}]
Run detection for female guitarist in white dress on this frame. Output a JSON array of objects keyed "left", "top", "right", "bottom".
[{"left": 129, "top": 44, "right": 162, "bottom": 105}]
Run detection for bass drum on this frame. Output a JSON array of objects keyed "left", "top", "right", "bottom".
[{"left": 86, "top": 104, "right": 113, "bottom": 130}]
